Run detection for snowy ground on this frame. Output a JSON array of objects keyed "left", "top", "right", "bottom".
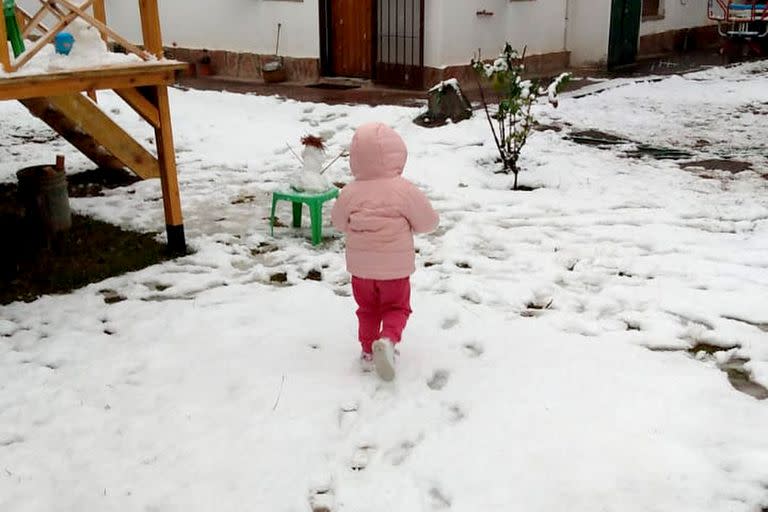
[{"left": 1, "top": 61, "right": 767, "bottom": 512}]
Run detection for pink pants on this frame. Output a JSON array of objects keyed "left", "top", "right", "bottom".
[{"left": 351, "top": 276, "right": 412, "bottom": 354}]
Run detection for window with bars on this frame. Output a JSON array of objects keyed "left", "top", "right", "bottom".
[{"left": 376, "top": 0, "right": 424, "bottom": 88}]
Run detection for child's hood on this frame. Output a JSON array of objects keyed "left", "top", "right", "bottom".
[{"left": 349, "top": 122, "right": 408, "bottom": 181}]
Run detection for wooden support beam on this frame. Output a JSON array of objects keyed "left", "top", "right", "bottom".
[
  {"left": 0, "top": 63, "right": 185, "bottom": 101},
  {"left": 93, "top": 0, "right": 107, "bottom": 41},
  {"left": 23, "top": 96, "right": 126, "bottom": 171},
  {"left": 20, "top": 3, "right": 50, "bottom": 38},
  {"left": 15, "top": 6, "right": 28, "bottom": 30},
  {"left": 150, "top": 85, "right": 186, "bottom": 253},
  {"left": 138, "top": 0, "right": 163, "bottom": 57},
  {"left": 0, "top": 9, "right": 10, "bottom": 72},
  {"left": 23, "top": 94, "right": 161, "bottom": 179},
  {"left": 115, "top": 87, "right": 160, "bottom": 128},
  {"left": 91, "top": 0, "right": 106, "bottom": 104},
  {"left": 14, "top": 8, "right": 25, "bottom": 32}
]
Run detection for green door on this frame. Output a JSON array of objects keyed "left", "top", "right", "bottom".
[{"left": 608, "top": 0, "right": 641, "bottom": 69}]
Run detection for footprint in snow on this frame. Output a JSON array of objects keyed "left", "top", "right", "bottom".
[
  {"left": 0, "top": 435, "right": 24, "bottom": 447},
  {"left": 308, "top": 478, "right": 335, "bottom": 512},
  {"left": 384, "top": 435, "right": 423, "bottom": 466},
  {"left": 461, "top": 291, "right": 482, "bottom": 305},
  {"left": 462, "top": 342, "right": 484, "bottom": 358},
  {"left": 427, "top": 370, "right": 450, "bottom": 391},
  {"left": 441, "top": 315, "right": 460, "bottom": 330},
  {"left": 337, "top": 402, "right": 359, "bottom": 431},
  {"left": 350, "top": 445, "right": 376, "bottom": 471},
  {"left": 445, "top": 403, "right": 466, "bottom": 424},
  {"left": 333, "top": 287, "right": 350, "bottom": 297},
  {"left": 429, "top": 486, "right": 452, "bottom": 510}
]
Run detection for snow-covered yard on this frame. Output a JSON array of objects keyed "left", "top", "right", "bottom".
[{"left": 1, "top": 61, "right": 767, "bottom": 512}]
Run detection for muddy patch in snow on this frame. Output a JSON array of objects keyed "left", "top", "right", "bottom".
[{"left": 0, "top": 179, "right": 174, "bottom": 305}]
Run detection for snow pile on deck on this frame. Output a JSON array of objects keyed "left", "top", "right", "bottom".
[{"left": 1, "top": 19, "right": 143, "bottom": 77}]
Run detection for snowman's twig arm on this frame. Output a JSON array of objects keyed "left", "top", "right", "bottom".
[
  {"left": 320, "top": 151, "right": 349, "bottom": 175},
  {"left": 285, "top": 143, "right": 304, "bottom": 165}
]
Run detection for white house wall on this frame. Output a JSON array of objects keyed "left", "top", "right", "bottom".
[
  {"left": 424, "top": 0, "right": 568, "bottom": 68},
  {"left": 566, "top": 0, "right": 714, "bottom": 67},
  {"left": 101, "top": 0, "right": 321, "bottom": 58},
  {"left": 15, "top": 0, "right": 716, "bottom": 72},
  {"left": 640, "top": 0, "right": 713, "bottom": 37},
  {"left": 567, "top": 0, "right": 612, "bottom": 66}
]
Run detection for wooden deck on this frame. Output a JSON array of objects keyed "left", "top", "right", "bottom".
[
  {"left": 0, "top": 61, "right": 189, "bottom": 101},
  {"left": 2, "top": 0, "right": 188, "bottom": 253}
]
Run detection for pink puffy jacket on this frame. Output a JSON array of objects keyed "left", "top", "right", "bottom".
[{"left": 331, "top": 123, "right": 439, "bottom": 280}]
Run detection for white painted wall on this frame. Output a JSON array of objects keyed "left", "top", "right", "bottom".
[
  {"left": 101, "top": 0, "right": 321, "bottom": 57},
  {"left": 423, "top": 0, "right": 568, "bottom": 68},
  {"left": 566, "top": 0, "right": 714, "bottom": 66},
  {"left": 640, "top": 0, "right": 713, "bottom": 36},
  {"left": 566, "top": 0, "right": 612, "bottom": 66},
  {"left": 15, "top": 0, "right": 717, "bottom": 70}
]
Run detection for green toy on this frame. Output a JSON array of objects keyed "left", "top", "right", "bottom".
[
  {"left": 270, "top": 187, "right": 339, "bottom": 246},
  {"left": 3, "top": 0, "right": 24, "bottom": 58}
]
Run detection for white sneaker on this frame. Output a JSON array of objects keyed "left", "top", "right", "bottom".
[
  {"left": 372, "top": 338, "right": 396, "bottom": 382},
  {"left": 359, "top": 352, "right": 374, "bottom": 373}
]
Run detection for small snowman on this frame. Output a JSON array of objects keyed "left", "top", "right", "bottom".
[{"left": 291, "top": 135, "right": 331, "bottom": 193}]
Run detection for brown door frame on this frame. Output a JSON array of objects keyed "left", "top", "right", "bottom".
[{"left": 318, "top": 0, "right": 377, "bottom": 79}]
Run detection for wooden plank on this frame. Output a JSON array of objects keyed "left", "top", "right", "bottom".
[
  {"left": 115, "top": 87, "right": 160, "bottom": 128},
  {"left": 15, "top": 8, "right": 25, "bottom": 33},
  {"left": 20, "top": 4, "right": 50, "bottom": 38},
  {"left": 23, "top": 96, "right": 126, "bottom": 170},
  {"left": 93, "top": 0, "right": 107, "bottom": 41},
  {"left": 152, "top": 85, "right": 185, "bottom": 250},
  {"left": 139, "top": 1, "right": 152, "bottom": 53},
  {"left": 138, "top": 0, "right": 164, "bottom": 57},
  {"left": 0, "top": 63, "right": 186, "bottom": 101},
  {"left": 55, "top": 0, "right": 150, "bottom": 60},
  {"left": 24, "top": 93, "right": 160, "bottom": 179},
  {"left": 17, "top": 5, "right": 49, "bottom": 36},
  {"left": 0, "top": 8, "right": 10, "bottom": 72},
  {"left": 152, "top": 86, "right": 183, "bottom": 222}
]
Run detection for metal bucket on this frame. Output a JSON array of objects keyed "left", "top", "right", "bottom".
[{"left": 16, "top": 163, "right": 72, "bottom": 238}]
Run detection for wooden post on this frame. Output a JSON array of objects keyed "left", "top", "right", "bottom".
[
  {"left": 93, "top": 0, "right": 107, "bottom": 39},
  {"left": 15, "top": 7, "right": 25, "bottom": 32},
  {"left": 138, "top": 0, "right": 163, "bottom": 57},
  {"left": 0, "top": 8, "right": 10, "bottom": 72},
  {"left": 151, "top": 85, "right": 186, "bottom": 254},
  {"left": 140, "top": 0, "right": 185, "bottom": 253},
  {"left": 88, "top": 0, "right": 107, "bottom": 103}
]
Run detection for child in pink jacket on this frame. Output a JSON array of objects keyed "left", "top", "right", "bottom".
[{"left": 331, "top": 122, "right": 439, "bottom": 381}]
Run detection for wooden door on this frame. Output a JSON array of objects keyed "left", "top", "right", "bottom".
[
  {"left": 608, "top": 0, "right": 641, "bottom": 69},
  {"left": 330, "top": 0, "right": 373, "bottom": 78}
]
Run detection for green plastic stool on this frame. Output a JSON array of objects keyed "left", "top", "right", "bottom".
[
  {"left": 270, "top": 187, "right": 339, "bottom": 245},
  {"left": 3, "top": 0, "right": 24, "bottom": 58}
]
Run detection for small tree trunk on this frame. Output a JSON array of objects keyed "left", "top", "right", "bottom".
[{"left": 513, "top": 170, "right": 519, "bottom": 190}]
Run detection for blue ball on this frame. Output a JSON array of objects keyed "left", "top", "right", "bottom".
[{"left": 54, "top": 32, "right": 75, "bottom": 55}]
